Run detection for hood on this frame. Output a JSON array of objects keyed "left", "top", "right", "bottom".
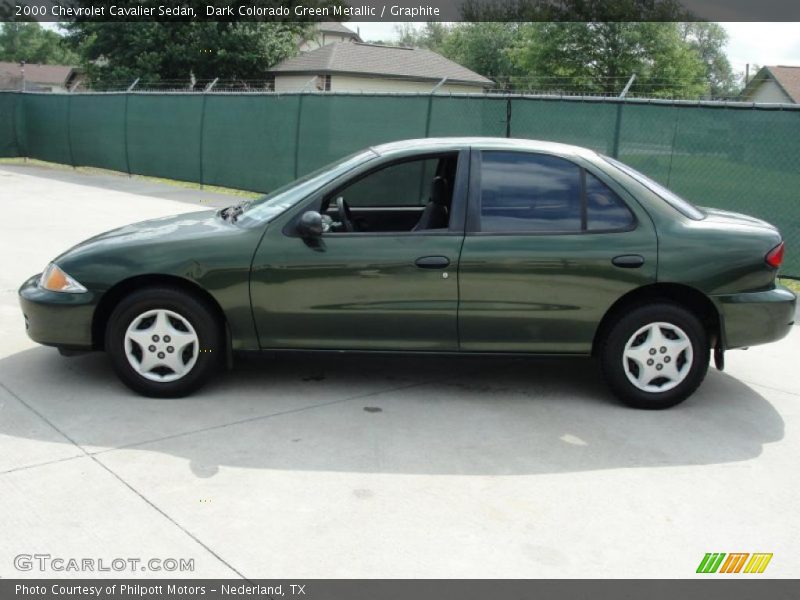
[{"left": 56, "top": 209, "right": 225, "bottom": 261}]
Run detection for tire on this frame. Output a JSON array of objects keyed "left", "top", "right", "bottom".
[
  {"left": 105, "top": 287, "right": 222, "bottom": 397},
  {"left": 600, "top": 302, "right": 709, "bottom": 409}
]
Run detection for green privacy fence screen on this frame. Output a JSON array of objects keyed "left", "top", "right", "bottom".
[{"left": 1, "top": 91, "right": 798, "bottom": 276}]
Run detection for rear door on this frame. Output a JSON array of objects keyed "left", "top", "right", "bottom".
[{"left": 458, "top": 149, "right": 658, "bottom": 354}]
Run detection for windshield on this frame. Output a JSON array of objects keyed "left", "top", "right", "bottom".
[
  {"left": 238, "top": 150, "right": 377, "bottom": 224},
  {"left": 602, "top": 156, "right": 705, "bottom": 221}
]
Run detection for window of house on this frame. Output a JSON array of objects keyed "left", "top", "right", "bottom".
[
  {"left": 479, "top": 152, "right": 582, "bottom": 233},
  {"left": 316, "top": 74, "right": 331, "bottom": 91}
]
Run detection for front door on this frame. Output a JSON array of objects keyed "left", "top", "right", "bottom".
[
  {"left": 458, "top": 149, "right": 658, "bottom": 354},
  {"left": 250, "top": 150, "right": 468, "bottom": 351}
]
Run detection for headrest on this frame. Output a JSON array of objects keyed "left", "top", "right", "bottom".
[{"left": 430, "top": 176, "right": 449, "bottom": 206}]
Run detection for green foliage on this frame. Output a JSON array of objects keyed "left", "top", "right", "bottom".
[
  {"left": 512, "top": 23, "right": 708, "bottom": 98},
  {"left": 440, "top": 23, "right": 523, "bottom": 90},
  {"left": 460, "top": 0, "right": 693, "bottom": 20},
  {"left": 0, "top": 23, "right": 78, "bottom": 65},
  {"left": 393, "top": 22, "right": 450, "bottom": 52},
  {"left": 64, "top": 22, "right": 310, "bottom": 87},
  {"left": 679, "top": 23, "right": 738, "bottom": 98},
  {"left": 382, "top": 19, "right": 727, "bottom": 100}
]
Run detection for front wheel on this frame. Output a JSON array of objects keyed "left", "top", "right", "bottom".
[
  {"left": 600, "top": 303, "right": 709, "bottom": 409},
  {"left": 105, "top": 287, "right": 222, "bottom": 397}
]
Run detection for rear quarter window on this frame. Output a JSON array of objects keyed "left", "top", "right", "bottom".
[
  {"left": 586, "top": 172, "right": 635, "bottom": 231},
  {"left": 603, "top": 156, "right": 705, "bottom": 221}
]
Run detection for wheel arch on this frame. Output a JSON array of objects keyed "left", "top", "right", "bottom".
[
  {"left": 92, "top": 274, "right": 230, "bottom": 353},
  {"left": 592, "top": 282, "right": 721, "bottom": 356}
]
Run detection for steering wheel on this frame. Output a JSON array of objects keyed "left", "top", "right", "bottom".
[{"left": 336, "top": 196, "right": 355, "bottom": 232}]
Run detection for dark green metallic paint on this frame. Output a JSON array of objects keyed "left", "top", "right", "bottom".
[{"left": 18, "top": 138, "right": 796, "bottom": 362}]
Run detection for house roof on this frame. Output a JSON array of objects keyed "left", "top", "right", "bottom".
[
  {"left": 269, "top": 42, "right": 494, "bottom": 87},
  {"left": 314, "top": 21, "right": 361, "bottom": 40},
  {"left": 0, "top": 61, "right": 77, "bottom": 86},
  {"left": 742, "top": 65, "right": 800, "bottom": 103}
]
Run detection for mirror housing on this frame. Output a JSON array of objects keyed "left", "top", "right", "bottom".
[{"left": 297, "top": 211, "right": 324, "bottom": 238}]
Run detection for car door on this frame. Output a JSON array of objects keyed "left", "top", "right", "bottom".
[
  {"left": 458, "top": 149, "right": 658, "bottom": 354},
  {"left": 249, "top": 149, "right": 469, "bottom": 351}
]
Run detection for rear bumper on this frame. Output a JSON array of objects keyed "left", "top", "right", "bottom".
[
  {"left": 712, "top": 285, "right": 796, "bottom": 350},
  {"left": 18, "top": 274, "right": 97, "bottom": 350}
]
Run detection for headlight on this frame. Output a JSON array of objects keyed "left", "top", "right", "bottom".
[{"left": 39, "top": 263, "right": 88, "bottom": 293}]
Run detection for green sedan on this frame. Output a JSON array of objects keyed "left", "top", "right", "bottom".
[{"left": 19, "top": 138, "right": 796, "bottom": 408}]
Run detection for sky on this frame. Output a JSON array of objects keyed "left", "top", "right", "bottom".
[{"left": 351, "top": 22, "right": 800, "bottom": 75}]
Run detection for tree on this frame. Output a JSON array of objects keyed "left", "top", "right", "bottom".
[
  {"left": 0, "top": 23, "right": 78, "bottom": 65},
  {"left": 440, "top": 23, "right": 523, "bottom": 89},
  {"left": 679, "top": 22, "right": 737, "bottom": 98},
  {"left": 511, "top": 22, "right": 707, "bottom": 98},
  {"left": 393, "top": 22, "right": 449, "bottom": 52},
  {"left": 64, "top": 22, "right": 309, "bottom": 88},
  {"left": 461, "top": 0, "right": 693, "bottom": 21}
]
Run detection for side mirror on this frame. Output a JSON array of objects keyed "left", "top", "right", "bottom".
[{"left": 297, "top": 211, "right": 323, "bottom": 238}]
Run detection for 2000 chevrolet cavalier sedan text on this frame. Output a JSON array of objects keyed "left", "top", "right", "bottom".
[{"left": 19, "top": 138, "right": 796, "bottom": 408}]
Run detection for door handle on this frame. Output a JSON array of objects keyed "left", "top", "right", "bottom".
[
  {"left": 612, "top": 254, "right": 645, "bottom": 268},
  {"left": 415, "top": 256, "right": 450, "bottom": 269}
]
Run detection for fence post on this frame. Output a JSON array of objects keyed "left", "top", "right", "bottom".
[
  {"left": 123, "top": 91, "right": 132, "bottom": 176},
  {"left": 199, "top": 91, "right": 209, "bottom": 188},
  {"left": 506, "top": 97, "right": 512, "bottom": 137},
  {"left": 424, "top": 94, "right": 434, "bottom": 138},
  {"left": 294, "top": 93, "right": 304, "bottom": 179},
  {"left": 610, "top": 101, "right": 624, "bottom": 158},
  {"left": 666, "top": 106, "right": 681, "bottom": 187},
  {"left": 19, "top": 92, "right": 28, "bottom": 160},
  {"left": 66, "top": 93, "right": 75, "bottom": 168},
  {"left": 10, "top": 92, "right": 19, "bottom": 158}
]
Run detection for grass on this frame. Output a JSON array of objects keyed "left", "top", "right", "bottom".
[
  {"left": 0, "top": 157, "right": 260, "bottom": 199},
  {"left": 780, "top": 278, "right": 800, "bottom": 294}
]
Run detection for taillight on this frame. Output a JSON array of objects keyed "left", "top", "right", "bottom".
[{"left": 765, "top": 241, "right": 784, "bottom": 269}]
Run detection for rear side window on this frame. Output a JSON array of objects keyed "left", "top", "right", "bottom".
[
  {"left": 586, "top": 172, "right": 635, "bottom": 231},
  {"left": 478, "top": 151, "right": 634, "bottom": 234},
  {"left": 479, "top": 152, "right": 582, "bottom": 233}
]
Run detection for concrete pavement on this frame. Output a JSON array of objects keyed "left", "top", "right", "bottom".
[{"left": 0, "top": 163, "right": 798, "bottom": 578}]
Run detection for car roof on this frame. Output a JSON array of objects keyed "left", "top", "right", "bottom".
[{"left": 371, "top": 137, "right": 600, "bottom": 159}]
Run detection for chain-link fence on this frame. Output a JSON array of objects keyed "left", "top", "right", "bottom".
[{"left": 1, "top": 90, "right": 798, "bottom": 276}]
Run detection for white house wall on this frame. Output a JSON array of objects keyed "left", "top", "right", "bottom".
[
  {"left": 748, "top": 80, "right": 793, "bottom": 103},
  {"left": 274, "top": 75, "right": 320, "bottom": 92},
  {"left": 274, "top": 74, "right": 487, "bottom": 94},
  {"left": 331, "top": 75, "right": 485, "bottom": 94}
]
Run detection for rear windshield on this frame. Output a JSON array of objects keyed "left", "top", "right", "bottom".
[{"left": 602, "top": 156, "right": 705, "bottom": 221}]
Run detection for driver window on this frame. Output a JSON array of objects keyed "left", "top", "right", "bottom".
[{"left": 322, "top": 153, "right": 457, "bottom": 234}]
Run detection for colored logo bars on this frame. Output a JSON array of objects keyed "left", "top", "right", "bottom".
[{"left": 697, "top": 553, "right": 773, "bottom": 574}]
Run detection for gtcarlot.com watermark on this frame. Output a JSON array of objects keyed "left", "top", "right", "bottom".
[{"left": 14, "top": 553, "right": 194, "bottom": 573}]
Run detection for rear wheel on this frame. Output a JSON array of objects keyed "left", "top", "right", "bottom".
[
  {"left": 600, "top": 303, "right": 709, "bottom": 409},
  {"left": 105, "top": 287, "right": 221, "bottom": 397}
]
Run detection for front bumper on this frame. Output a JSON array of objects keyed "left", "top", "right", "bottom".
[
  {"left": 713, "top": 285, "right": 796, "bottom": 350},
  {"left": 18, "top": 274, "right": 97, "bottom": 350}
]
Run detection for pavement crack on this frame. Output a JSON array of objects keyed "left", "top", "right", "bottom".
[
  {"left": 739, "top": 378, "right": 800, "bottom": 398},
  {"left": 0, "top": 380, "right": 246, "bottom": 579}
]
